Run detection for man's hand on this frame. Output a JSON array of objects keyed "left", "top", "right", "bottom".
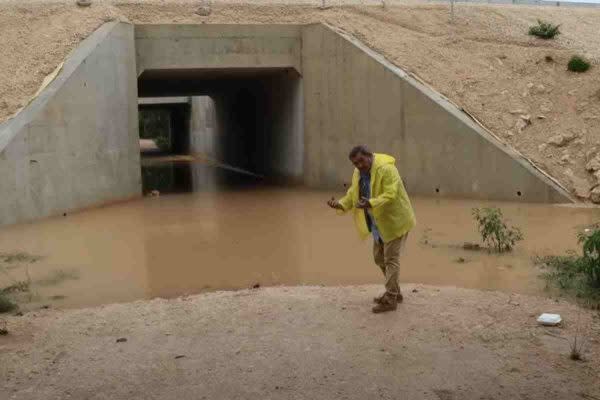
[
  {"left": 356, "top": 197, "right": 371, "bottom": 209},
  {"left": 327, "top": 197, "right": 344, "bottom": 210}
]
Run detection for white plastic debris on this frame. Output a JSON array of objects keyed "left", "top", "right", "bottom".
[{"left": 537, "top": 313, "right": 562, "bottom": 326}]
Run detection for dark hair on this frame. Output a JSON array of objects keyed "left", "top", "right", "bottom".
[{"left": 349, "top": 145, "right": 372, "bottom": 159}]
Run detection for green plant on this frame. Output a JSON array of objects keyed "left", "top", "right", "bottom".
[
  {"left": 577, "top": 229, "right": 600, "bottom": 287},
  {"left": 1, "top": 280, "right": 30, "bottom": 294},
  {"left": 472, "top": 208, "right": 524, "bottom": 253},
  {"left": 528, "top": 20, "right": 561, "bottom": 39},
  {"left": 568, "top": 56, "right": 591, "bottom": 73},
  {"left": 0, "top": 294, "right": 17, "bottom": 313},
  {"left": 536, "top": 237, "right": 600, "bottom": 309}
]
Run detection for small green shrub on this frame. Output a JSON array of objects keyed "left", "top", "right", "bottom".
[
  {"left": 578, "top": 229, "right": 600, "bottom": 288},
  {"left": 536, "top": 228, "right": 600, "bottom": 308},
  {"left": 568, "top": 56, "right": 591, "bottom": 73},
  {"left": 472, "top": 208, "right": 524, "bottom": 253},
  {"left": 0, "top": 294, "right": 17, "bottom": 313},
  {"left": 528, "top": 20, "right": 561, "bottom": 39}
]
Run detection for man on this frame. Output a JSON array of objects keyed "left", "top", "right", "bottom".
[{"left": 327, "top": 145, "right": 416, "bottom": 313}]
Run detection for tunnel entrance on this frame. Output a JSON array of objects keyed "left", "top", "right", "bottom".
[{"left": 137, "top": 67, "right": 304, "bottom": 194}]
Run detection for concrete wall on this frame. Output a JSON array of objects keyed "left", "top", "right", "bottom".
[
  {"left": 135, "top": 24, "right": 303, "bottom": 76},
  {"left": 262, "top": 72, "right": 304, "bottom": 181},
  {"left": 0, "top": 22, "right": 140, "bottom": 226},
  {"left": 301, "top": 24, "right": 572, "bottom": 203}
]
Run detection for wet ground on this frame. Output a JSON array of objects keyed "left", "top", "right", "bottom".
[{"left": 1, "top": 161, "right": 599, "bottom": 310}]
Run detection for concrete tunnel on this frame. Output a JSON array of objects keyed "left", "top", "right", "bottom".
[
  {"left": 137, "top": 67, "right": 303, "bottom": 183},
  {"left": 0, "top": 22, "right": 574, "bottom": 226}
]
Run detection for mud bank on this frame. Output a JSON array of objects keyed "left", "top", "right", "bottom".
[{"left": 1, "top": 284, "right": 599, "bottom": 399}]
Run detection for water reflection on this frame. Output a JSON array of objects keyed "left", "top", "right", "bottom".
[{"left": 141, "top": 158, "right": 264, "bottom": 194}]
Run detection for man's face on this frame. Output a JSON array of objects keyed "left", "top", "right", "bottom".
[{"left": 350, "top": 153, "right": 372, "bottom": 173}]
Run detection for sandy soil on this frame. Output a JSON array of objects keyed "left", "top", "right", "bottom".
[
  {"left": 1, "top": 284, "right": 599, "bottom": 399},
  {"left": 1, "top": 0, "right": 600, "bottom": 198}
]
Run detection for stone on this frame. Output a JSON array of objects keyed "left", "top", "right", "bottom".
[
  {"left": 527, "top": 82, "right": 534, "bottom": 89},
  {"left": 594, "top": 170, "right": 600, "bottom": 185},
  {"left": 195, "top": 5, "right": 212, "bottom": 16},
  {"left": 538, "top": 144, "right": 548, "bottom": 153},
  {"left": 585, "top": 147, "right": 598, "bottom": 160},
  {"left": 532, "top": 84, "right": 546, "bottom": 94},
  {"left": 568, "top": 89, "right": 577, "bottom": 96},
  {"left": 537, "top": 115, "right": 547, "bottom": 120},
  {"left": 515, "top": 119, "right": 529, "bottom": 133},
  {"left": 515, "top": 115, "right": 531, "bottom": 133},
  {"left": 509, "top": 109, "right": 526, "bottom": 114},
  {"left": 548, "top": 134, "right": 570, "bottom": 147},
  {"left": 559, "top": 154, "right": 570, "bottom": 165},
  {"left": 586, "top": 156, "right": 600, "bottom": 172},
  {"left": 76, "top": 0, "right": 92, "bottom": 6},
  {"left": 563, "top": 131, "right": 577, "bottom": 141},
  {"left": 565, "top": 170, "right": 592, "bottom": 199},
  {"left": 591, "top": 186, "right": 600, "bottom": 204}
]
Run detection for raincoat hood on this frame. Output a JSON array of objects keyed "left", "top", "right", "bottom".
[{"left": 371, "top": 153, "right": 396, "bottom": 170}]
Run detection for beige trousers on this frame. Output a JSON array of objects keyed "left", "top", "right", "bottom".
[{"left": 372, "top": 234, "right": 408, "bottom": 296}]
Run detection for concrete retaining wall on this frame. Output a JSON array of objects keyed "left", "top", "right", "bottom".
[
  {"left": 0, "top": 22, "right": 140, "bottom": 226},
  {"left": 302, "top": 24, "right": 572, "bottom": 203}
]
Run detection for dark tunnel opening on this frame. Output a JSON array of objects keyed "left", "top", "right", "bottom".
[{"left": 137, "top": 68, "right": 303, "bottom": 194}]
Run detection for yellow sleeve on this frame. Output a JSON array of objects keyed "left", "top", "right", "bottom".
[
  {"left": 369, "top": 165, "right": 399, "bottom": 208},
  {"left": 338, "top": 183, "right": 356, "bottom": 213},
  {"left": 338, "top": 171, "right": 358, "bottom": 213}
]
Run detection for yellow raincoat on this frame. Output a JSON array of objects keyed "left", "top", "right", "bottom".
[{"left": 338, "top": 153, "right": 416, "bottom": 243}]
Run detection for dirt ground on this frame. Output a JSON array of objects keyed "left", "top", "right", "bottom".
[
  {"left": 0, "top": 284, "right": 598, "bottom": 399},
  {"left": 2, "top": 1, "right": 600, "bottom": 198}
]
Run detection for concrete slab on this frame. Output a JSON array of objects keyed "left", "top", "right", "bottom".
[{"left": 135, "top": 24, "right": 303, "bottom": 77}]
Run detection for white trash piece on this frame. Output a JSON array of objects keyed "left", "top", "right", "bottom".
[{"left": 537, "top": 313, "right": 562, "bottom": 326}]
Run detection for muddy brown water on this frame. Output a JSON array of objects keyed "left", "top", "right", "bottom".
[{"left": 1, "top": 163, "right": 599, "bottom": 309}]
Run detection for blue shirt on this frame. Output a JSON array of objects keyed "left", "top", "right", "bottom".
[{"left": 359, "top": 171, "right": 382, "bottom": 243}]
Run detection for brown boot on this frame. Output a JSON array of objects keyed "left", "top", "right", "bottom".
[
  {"left": 372, "top": 294, "right": 398, "bottom": 313},
  {"left": 373, "top": 293, "right": 403, "bottom": 304}
]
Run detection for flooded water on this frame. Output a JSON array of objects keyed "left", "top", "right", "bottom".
[{"left": 1, "top": 162, "right": 599, "bottom": 309}]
